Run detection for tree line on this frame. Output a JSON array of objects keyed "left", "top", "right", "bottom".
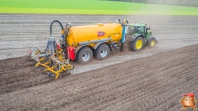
[{"left": 108, "top": 0, "right": 198, "bottom": 7}]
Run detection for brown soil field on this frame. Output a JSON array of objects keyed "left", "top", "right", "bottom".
[
  {"left": 0, "top": 14, "right": 198, "bottom": 111},
  {"left": 1, "top": 14, "right": 198, "bottom": 74},
  {"left": 0, "top": 43, "right": 198, "bottom": 111}
]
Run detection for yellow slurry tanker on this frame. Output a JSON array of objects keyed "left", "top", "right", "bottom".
[
  {"left": 65, "top": 19, "right": 128, "bottom": 64},
  {"left": 30, "top": 19, "right": 157, "bottom": 78}
]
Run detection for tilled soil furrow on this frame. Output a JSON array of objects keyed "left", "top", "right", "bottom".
[
  {"left": 147, "top": 70, "right": 198, "bottom": 111},
  {"left": 83, "top": 57, "right": 198, "bottom": 111},
  {"left": 0, "top": 65, "right": 53, "bottom": 94},
  {"left": 166, "top": 84, "right": 198, "bottom": 111},
  {"left": 50, "top": 73, "right": 159, "bottom": 111},
  {"left": 0, "top": 63, "right": 33, "bottom": 74},
  {"left": 21, "top": 45, "right": 198, "bottom": 110},
  {"left": 91, "top": 48, "right": 198, "bottom": 110},
  {"left": 118, "top": 56, "right": 197, "bottom": 109},
  {"left": 0, "top": 44, "right": 196, "bottom": 110},
  {"left": 0, "top": 75, "right": 53, "bottom": 95},
  {"left": 94, "top": 65, "right": 198, "bottom": 111},
  {"left": 36, "top": 54, "right": 198, "bottom": 109},
  {"left": 38, "top": 50, "right": 191, "bottom": 110},
  {"left": 150, "top": 88, "right": 197, "bottom": 111},
  {"left": 110, "top": 67, "right": 198, "bottom": 111}
]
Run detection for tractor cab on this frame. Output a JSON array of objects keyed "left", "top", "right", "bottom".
[{"left": 127, "top": 23, "right": 152, "bottom": 39}]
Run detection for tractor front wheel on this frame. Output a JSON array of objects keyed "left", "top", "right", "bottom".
[
  {"left": 131, "top": 37, "right": 144, "bottom": 51},
  {"left": 148, "top": 38, "right": 157, "bottom": 47}
]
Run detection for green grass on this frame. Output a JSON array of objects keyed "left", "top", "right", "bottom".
[{"left": 0, "top": 0, "right": 198, "bottom": 15}]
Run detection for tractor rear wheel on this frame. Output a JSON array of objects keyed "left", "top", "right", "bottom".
[
  {"left": 77, "top": 47, "right": 93, "bottom": 64},
  {"left": 95, "top": 44, "right": 110, "bottom": 60},
  {"left": 131, "top": 37, "right": 144, "bottom": 51},
  {"left": 148, "top": 38, "right": 156, "bottom": 47}
]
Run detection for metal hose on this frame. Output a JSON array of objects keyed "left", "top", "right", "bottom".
[{"left": 50, "top": 20, "right": 64, "bottom": 36}]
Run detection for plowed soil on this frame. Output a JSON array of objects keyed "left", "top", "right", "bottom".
[
  {"left": 0, "top": 14, "right": 198, "bottom": 111},
  {"left": 0, "top": 43, "right": 198, "bottom": 111}
]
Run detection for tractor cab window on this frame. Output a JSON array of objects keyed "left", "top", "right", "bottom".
[
  {"left": 128, "top": 25, "right": 135, "bottom": 34},
  {"left": 136, "top": 26, "right": 145, "bottom": 35},
  {"left": 129, "top": 25, "right": 145, "bottom": 35}
]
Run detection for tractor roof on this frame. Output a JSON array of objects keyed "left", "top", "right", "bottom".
[{"left": 128, "top": 23, "right": 146, "bottom": 27}]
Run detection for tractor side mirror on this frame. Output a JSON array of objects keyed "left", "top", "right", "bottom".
[
  {"left": 145, "top": 27, "right": 150, "bottom": 34},
  {"left": 146, "top": 27, "right": 150, "bottom": 30}
]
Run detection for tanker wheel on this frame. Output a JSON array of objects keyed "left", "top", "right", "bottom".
[
  {"left": 95, "top": 44, "right": 110, "bottom": 60},
  {"left": 77, "top": 47, "right": 93, "bottom": 64},
  {"left": 148, "top": 38, "right": 156, "bottom": 47},
  {"left": 131, "top": 37, "right": 144, "bottom": 51}
]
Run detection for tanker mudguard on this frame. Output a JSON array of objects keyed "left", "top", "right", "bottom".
[
  {"left": 68, "top": 46, "right": 75, "bottom": 60},
  {"left": 75, "top": 45, "right": 86, "bottom": 55},
  {"left": 94, "top": 42, "right": 104, "bottom": 50}
]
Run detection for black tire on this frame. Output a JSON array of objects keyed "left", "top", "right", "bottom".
[
  {"left": 95, "top": 44, "right": 110, "bottom": 60},
  {"left": 77, "top": 47, "right": 93, "bottom": 64},
  {"left": 148, "top": 38, "right": 156, "bottom": 48},
  {"left": 130, "top": 37, "right": 144, "bottom": 51}
]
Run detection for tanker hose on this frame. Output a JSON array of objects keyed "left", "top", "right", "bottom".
[{"left": 50, "top": 20, "right": 64, "bottom": 36}]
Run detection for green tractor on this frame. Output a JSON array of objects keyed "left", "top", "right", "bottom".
[{"left": 127, "top": 22, "right": 158, "bottom": 51}]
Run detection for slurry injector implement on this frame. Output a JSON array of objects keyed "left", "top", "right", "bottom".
[{"left": 30, "top": 37, "right": 74, "bottom": 79}]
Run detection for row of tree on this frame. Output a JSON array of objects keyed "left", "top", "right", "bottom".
[{"left": 109, "top": 0, "right": 198, "bottom": 7}]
